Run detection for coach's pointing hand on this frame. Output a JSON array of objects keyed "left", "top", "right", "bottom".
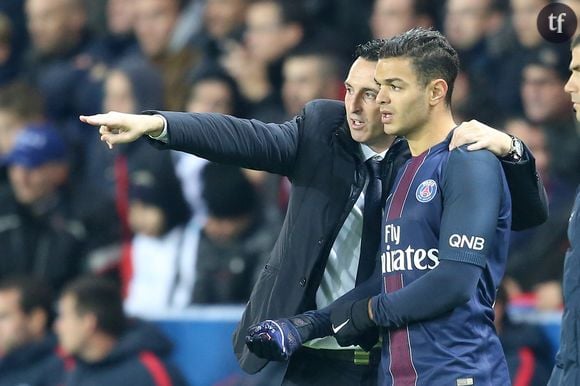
[{"left": 80, "top": 112, "right": 165, "bottom": 149}]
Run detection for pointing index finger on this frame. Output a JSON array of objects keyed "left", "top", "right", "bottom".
[{"left": 79, "top": 114, "right": 110, "bottom": 127}]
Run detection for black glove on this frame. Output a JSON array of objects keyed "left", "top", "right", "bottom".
[
  {"left": 246, "top": 311, "right": 331, "bottom": 361},
  {"left": 330, "top": 298, "right": 376, "bottom": 349},
  {"left": 246, "top": 318, "right": 302, "bottom": 361}
]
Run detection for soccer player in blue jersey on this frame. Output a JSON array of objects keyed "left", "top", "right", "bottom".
[{"left": 247, "top": 28, "right": 512, "bottom": 385}]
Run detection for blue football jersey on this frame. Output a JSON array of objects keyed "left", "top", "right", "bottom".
[{"left": 377, "top": 135, "right": 512, "bottom": 386}]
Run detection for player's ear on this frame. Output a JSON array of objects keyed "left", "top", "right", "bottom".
[{"left": 429, "top": 79, "right": 448, "bottom": 106}]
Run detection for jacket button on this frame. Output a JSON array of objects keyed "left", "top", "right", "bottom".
[
  {"left": 317, "top": 238, "right": 323, "bottom": 245},
  {"left": 299, "top": 277, "right": 306, "bottom": 287}
]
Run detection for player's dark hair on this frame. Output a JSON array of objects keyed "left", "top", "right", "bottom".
[
  {"left": 62, "top": 276, "right": 126, "bottom": 338},
  {"left": 378, "top": 28, "right": 459, "bottom": 105},
  {"left": 354, "top": 39, "right": 386, "bottom": 61},
  {"left": 0, "top": 275, "right": 52, "bottom": 323}
]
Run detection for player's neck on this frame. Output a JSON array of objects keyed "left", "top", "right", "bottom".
[{"left": 406, "top": 110, "right": 455, "bottom": 156}]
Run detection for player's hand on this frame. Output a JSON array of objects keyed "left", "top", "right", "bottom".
[
  {"left": 246, "top": 319, "right": 303, "bottom": 361},
  {"left": 449, "top": 119, "right": 511, "bottom": 157},
  {"left": 79, "top": 112, "right": 165, "bottom": 149},
  {"left": 330, "top": 298, "right": 375, "bottom": 349},
  {"left": 246, "top": 311, "right": 332, "bottom": 361}
]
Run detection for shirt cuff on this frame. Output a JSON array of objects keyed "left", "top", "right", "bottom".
[{"left": 148, "top": 114, "right": 168, "bottom": 143}]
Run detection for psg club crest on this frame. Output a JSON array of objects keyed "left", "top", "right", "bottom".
[{"left": 416, "top": 179, "right": 437, "bottom": 203}]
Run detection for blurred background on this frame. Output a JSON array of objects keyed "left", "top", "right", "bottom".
[{"left": 0, "top": 0, "right": 578, "bottom": 385}]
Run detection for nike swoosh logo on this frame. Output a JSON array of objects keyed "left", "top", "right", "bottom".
[{"left": 332, "top": 319, "right": 350, "bottom": 334}]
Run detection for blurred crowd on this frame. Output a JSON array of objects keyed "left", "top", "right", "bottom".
[{"left": 0, "top": 0, "right": 579, "bottom": 384}]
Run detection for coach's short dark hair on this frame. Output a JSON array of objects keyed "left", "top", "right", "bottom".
[
  {"left": 62, "top": 276, "right": 126, "bottom": 338},
  {"left": 378, "top": 28, "right": 459, "bottom": 104},
  {"left": 354, "top": 39, "right": 386, "bottom": 62},
  {"left": 0, "top": 275, "right": 52, "bottom": 321}
]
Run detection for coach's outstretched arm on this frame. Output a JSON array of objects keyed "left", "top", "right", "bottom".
[{"left": 80, "top": 99, "right": 332, "bottom": 176}]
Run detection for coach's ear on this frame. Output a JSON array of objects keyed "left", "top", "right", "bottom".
[{"left": 429, "top": 79, "right": 448, "bottom": 106}]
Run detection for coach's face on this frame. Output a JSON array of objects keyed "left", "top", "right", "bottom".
[
  {"left": 564, "top": 46, "right": 580, "bottom": 123},
  {"left": 375, "top": 57, "right": 431, "bottom": 139},
  {"left": 344, "top": 58, "right": 393, "bottom": 153}
]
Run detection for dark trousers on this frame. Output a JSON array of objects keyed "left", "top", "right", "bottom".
[{"left": 282, "top": 347, "right": 379, "bottom": 386}]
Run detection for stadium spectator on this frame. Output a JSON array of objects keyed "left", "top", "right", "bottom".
[
  {"left": 281, "top": 49, "right": 344, "bottom": 118},
  {"left": 185, "top": 67, "right": 246, "bottom": 116},
  {"left": 484, "top": 0, "right": 517, "bottom": 59},
  {"left": 204, "top": 0, "right": 248, "bottom": 42},
  {"left": 195, "top": 0, "right": 249, "bottom": 61},
  {"left": 123, "top": 160, "right": 193, "bottom": 314},
  {"left": 85, "top": 56, "right": 165, "bottom": 189},
  {"left": 83, "top": 57, "right": 168, "bottom": 274},
  {"left": 133, "top": 0, "right": 202, "bottom": 110},
  {"left": 23, "top": 0, "right": 104, "bottom": 150},
  {"left": 369, "top": 0, "right": 435, "bottom": 39},
  {"left": 511, "top": 0, "right": 547, "bottom": 50},
  {"left": 445, "top": 0, "right": 493, "bottom": 53},
  {"left": 176, "top": 68, "right": 244, "bottom": 223},
  {"left": 55, "top": 276, "right": 188, "bottom": 386},
  {"left": 494, "top": 0, "right": 550, "bottom": 114},
  {"left": 185, "top": 162, "right": 278, "bottom": 304},
  {"left": 97, "top": 0, "right": 139, "bottom": 64},
  {"left": 0, "top": 276, "right": 65, "bottom": 386},
  {"left": 0, "top": 81, "right": 43, "bottom": 158},
  {"left": 178, "top": 67, "right": 287, "bottom": 222},
  {"left": 220, "top": 0, "right": 308, "bottom": 122},
  {"left": 521, "top": 46, "right": 580, "bottom": 184},
  {"left": 444, "top": 0, "right": 498, "bottom": 120},
  {"left": 522, "top": 47, "right": 573, "bottom": 126},
  {"left": 0, "top": 125, "right": 118, "bottom": 291},
  {"left": 450, "top": 69, "right": 501, "bottom": 125}
]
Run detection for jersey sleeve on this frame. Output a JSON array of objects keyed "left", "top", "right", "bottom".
[{"left": 438, "top": 147, "right": 509, "bottom": 268}]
